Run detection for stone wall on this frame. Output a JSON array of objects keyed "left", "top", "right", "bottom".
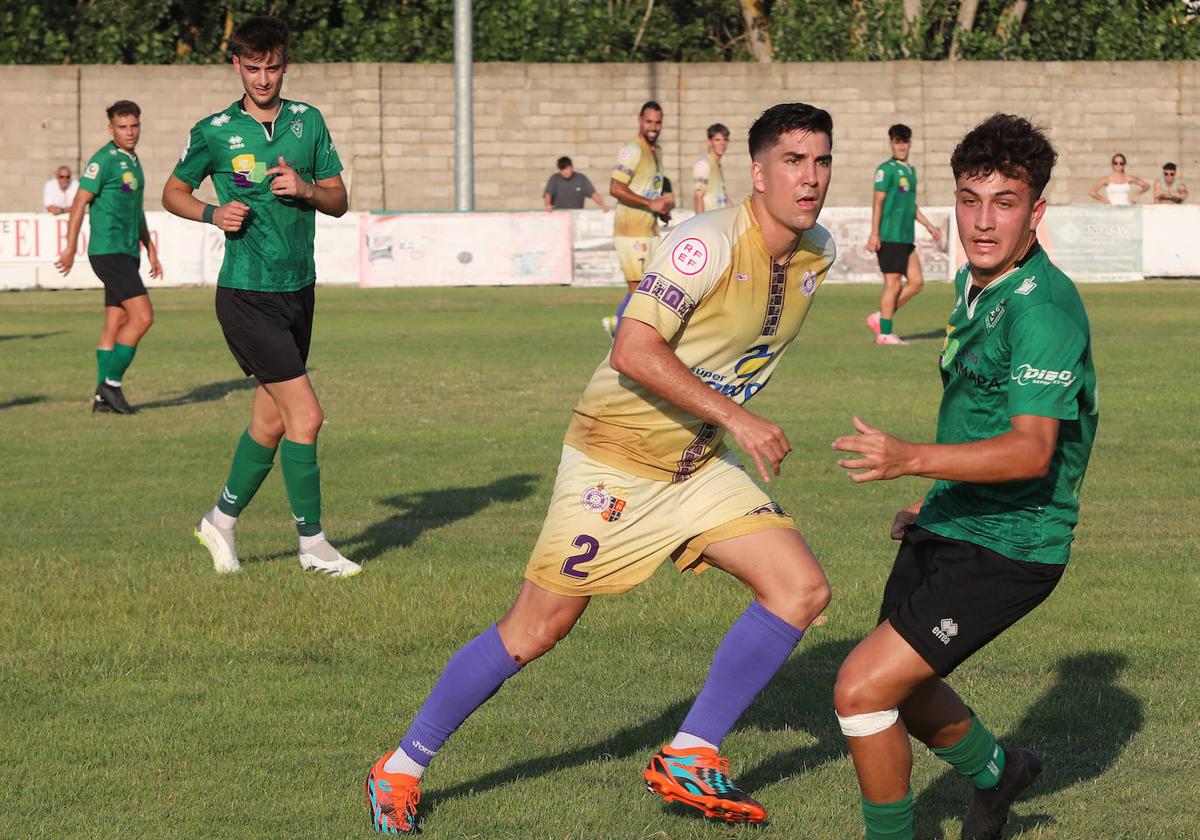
[{"left": 5, "top": 61, "right": 1198, "bottom": 213}]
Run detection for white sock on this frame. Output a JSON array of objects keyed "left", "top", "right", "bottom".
[
  {"left": 383, "top": 749, "right": 426, "bottom": 779},
  {"left": 209, "top": 507, "right": 238, "bottom": 530},
  {"left": 669, "top": 732, "right": 719, "bottom": 752},
  {"left": 299, "top": 530, "right": 326, "bottom": 552},
  {"left": 104, "top": 377, "right": 122, "bottom": 387}
]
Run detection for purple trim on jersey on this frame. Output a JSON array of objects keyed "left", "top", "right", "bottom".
[
  {"left": 636, "top": 273, "right": 696, "bottom": 321},
  {"left": 673, "top": 422, "right": 719, "bottom": 483},
  {"left": 760, "top": 260, "right": 787, "bottom": 337}
]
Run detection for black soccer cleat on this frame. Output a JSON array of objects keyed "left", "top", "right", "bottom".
[
  {"left": 91, "top": 390, "right": 114, "bottom": 413},
  {"left": 96, "top": 382, "right": 135, "bottom": 414},
  {"left": 960, "top": 747, "right": 1042, "bottom": 840}
]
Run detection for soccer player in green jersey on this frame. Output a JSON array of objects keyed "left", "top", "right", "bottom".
[
  {"left": 161, "top": 15, "right": 359, "bottom": 578},
  {"left": 866, "top": 124, "right": 941, "bottom": 346},
  {"left": 55, "top": 100, "right": 162, "bottom": 415},
  {"left": 831, "top": 114, "right": 1098, "bottom": 840}
]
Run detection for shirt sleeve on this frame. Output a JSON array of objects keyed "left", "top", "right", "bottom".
[
  {"left": 620, "top": 221, "right": 731, "bottom": 342},
  {"left": 311, "top": 112, "right": 343, "bottom": 181},
  {"left": 79, "top": 156, "right": 104, "bottom": 194},
  {"left": 1006, "top": 304, "right": 1087, "bottom": 420},
  {"left": 42, "top": 180, "right": 56, "bottom": 208},
  {"left": 579, "top": 175, "right": 596, "bottom": 196},
  {"left": 873, "top": 165, "right": 889, "bottom": 193},
  {"left": 544, "top": 176, "right": 557, "bottom": 198},
  {"left": 692, "top": 158, "right": 710, "bottom": 193},
  {"left": 611, "top": 143, "right": 640, "bottom": 185},
  {"left": 171, "top": 123, "right": 214, "bottom": 189}
]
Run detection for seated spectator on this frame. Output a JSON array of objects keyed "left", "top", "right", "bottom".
[
  {"left": 1154, "top": 162, "right": 1188, "bottom": 204},
  {"left": 44, "top": 165, "right": 79, "bottom": 214},
  {"left": 544, "top": 157, "right": 608, "bottom": 211}
]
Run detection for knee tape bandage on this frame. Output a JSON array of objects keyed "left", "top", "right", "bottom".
[{"left": 836, "top": 708, "right": 899, "bottom": 737}]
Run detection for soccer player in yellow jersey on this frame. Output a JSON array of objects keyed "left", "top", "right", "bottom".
[
  {"left": 366, "top": 103, "right": 837, "bottom": 834},
  {"left": 602, "top": 100, "right": 669, "bottom": 337},
  {"left": 693, "top": 122, "right": 730, "bottom": 214}
]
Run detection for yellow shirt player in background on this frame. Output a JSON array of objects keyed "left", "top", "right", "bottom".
[
  {"left": 603, "top": 100, "right": 669, "bottom": 337},
  {"left": 366, "top": 103, "right": 837, "bottom": 834},
  {"left": 693, "top": 122, "right": 730, "bottom": 214}
]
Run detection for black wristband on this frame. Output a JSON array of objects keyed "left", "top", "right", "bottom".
[{"left": 202, "top": 204, "right": 217, "bottom": 224}]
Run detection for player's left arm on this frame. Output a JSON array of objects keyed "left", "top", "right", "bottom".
[
  {"left": 914, "top": 207, "right": 942, "bottom": 243},
  {"left": 832, "top": 413, "right": 1059, "bottom": 484},
  {"left": 265, "top": 157, "right": 347, "bottom": 217},
  {"left": 139, "top": 213, "right": 162, "bottom": 279},
  {"left": 53, "top": 186, "right": 96, "bottom": 276}
]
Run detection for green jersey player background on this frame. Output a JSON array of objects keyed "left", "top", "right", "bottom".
[
  {"left": 162, "top": 15, "right": 360, "bottom": 578},
  {"left": 55, "top": 100, "right": 163, "bottom": 415},
  {"left": 832, "top": 114, "right": 1097, "bottom": 840}
]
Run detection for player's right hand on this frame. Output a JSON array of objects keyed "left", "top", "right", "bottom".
[
  {"left": 647, "top": 197, "right": 669, "bottom": 215},
  {"left": 54, "top": 249, "right": 74, "bottom": 276},
  {"left": 867, "top": 233, "right": 881, "bottom": 252},
  {"left": 727, "top": 409, "right": 792, "bottom": 483},
  {"left": 214, "top": 200, "right": 250, "bottom": 232}
]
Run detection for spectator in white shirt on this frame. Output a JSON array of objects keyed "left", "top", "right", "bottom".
[{"left": 44, "top": 165, "right": 79, "bottom": 214}]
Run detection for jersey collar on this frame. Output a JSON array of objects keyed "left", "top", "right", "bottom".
[
  {"left": 963, "top": 238, "right": 1044, "bottom": 319},
  {"left": 106, "top": 140, "right": 138, "bottom": 163},
  {"left": 235, "top": 97, "right": 287, "bottom": 139}
]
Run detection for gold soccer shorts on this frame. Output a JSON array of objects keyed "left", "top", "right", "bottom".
[
  {"left": 614, "top": 236, "right": 658, "bottom": 291},
  {"left": 524, "top": 445, "right": 796, "bottom": 596}
]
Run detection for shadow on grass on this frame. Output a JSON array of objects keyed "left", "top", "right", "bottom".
[
  {"left": 913, "top": 651, "right": 1142, "bottom": 838},
  {"left": 904, "top": 329, "right": 948, "bottom": 341},
  {"left": 332, "top": 473, "right": 541, "bottom": 564},
  {"left": 0, "top": 395, "right": 47, "bottom": 411},
  {"left": 0, "top": 331, "right": 68, "bottom": 343},
  {"left": 136, "top": 377, "right": 255, "bottom": 410},
  {"left": 421, "top": 636, "right": 857, "bottom": 821}
]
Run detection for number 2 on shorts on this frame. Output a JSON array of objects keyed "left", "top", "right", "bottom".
[{"left": 560, "top": 534, "right": 599, "bottom": 579}]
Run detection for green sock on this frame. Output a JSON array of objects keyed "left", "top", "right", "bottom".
[
  {"left": 280, "top": 438, "right": 322, "bottom": 537},
  {"left": 932, "top": 715, "right": 1006, "bottom": 790},
  {"left": 880, "top": 317, "right": 894, "bottom": 335},
  {"left": 96, "top": 348, "right": 112, "bottom": 386},
  {"left": 217, "top": 429, "right": 278, "bottom": 517},
  {"left": 862, "top": 791, "right": 913, "bottom": 840},
  {"left": 107, "top": 342, "right": 137, "bottom": 384}
]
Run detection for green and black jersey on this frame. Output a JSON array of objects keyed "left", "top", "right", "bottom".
[
  {"left": 917, "top": 242, "right": 1098, "bottom": 565},
  {"left": 873, "top": 158, "right": 917, "bottom": 244},
  {"left": 172, "top": 98, "right": 343, "bottom": 293},
  {"left": 79, "top": 142, "right": 145, "bottom": 258}
]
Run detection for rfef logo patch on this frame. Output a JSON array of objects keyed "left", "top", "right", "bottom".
[{"left": 671, "top": 238, "right": 708, "bottom": 275}]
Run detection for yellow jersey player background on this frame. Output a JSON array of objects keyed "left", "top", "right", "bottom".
[
  {"left": 693, "top": 122, "right": 730, "bottom": 214},
  {"left": 366, "top": 103, "right": 837, "bottom": 834},
  {"left": 602, "top": 100, "right": 669, "bottom": 338}
]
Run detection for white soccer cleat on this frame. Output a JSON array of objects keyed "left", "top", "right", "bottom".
[
  {"left": 195, "top": 515, "right": 240, "bottom": 574},
  {"left": 298, "top": 540, "right": 362, "bottom": 578},
  {"left": 875, "top": 333, "right": 909, "bottom": 346}
]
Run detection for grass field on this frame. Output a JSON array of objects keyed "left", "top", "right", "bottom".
[{"left": 1, "top": 281, "right": 1197, "bottom": 839}]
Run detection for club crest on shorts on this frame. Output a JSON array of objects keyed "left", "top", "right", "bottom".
[{"left": 580, "top": 483, "right": 628, "bottom": 522}]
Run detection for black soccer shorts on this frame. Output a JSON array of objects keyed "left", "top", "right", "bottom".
[
  {"left": 878, "top": 526, "right": 1065, "bottom": 677},
  {"left": 89, "top": 253, "right": 147, "bottom": 307},
  {"left": 214, "top": 284, "right": 315, "bottom": 384},
  {"left": 876, "top": 241, "right": 916, "bottom": 275}
]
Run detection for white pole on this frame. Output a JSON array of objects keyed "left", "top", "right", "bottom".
[{"left": 454, "top": 0, "right": 474, "bottom": 211}]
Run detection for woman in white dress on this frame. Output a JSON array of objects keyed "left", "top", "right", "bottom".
[{"left": 1089, "top": 153, "right": 1150, "bottom": 204}]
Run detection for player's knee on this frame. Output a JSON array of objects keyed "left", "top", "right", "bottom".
[
  {"left": 763, "top": 575, "right": 831, "bottom": 628},
  {"left": 253, "top": 415, "right": 286, "bottom": 442},
  {"left": 290, "top": 405, "right": 324, "bottom": 438},
  {"left": 907, "top": 275, "right": 925, "bottom": 293},
  {"left": 518, "top": 619, "right": 572, "bottom": 659},
  {"left": 833, "top": 662, "right": 879, "bottom": 716}
]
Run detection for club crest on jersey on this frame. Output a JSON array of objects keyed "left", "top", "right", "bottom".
[
  {"left": 800, "top": 270, "right": 817, "bottom": 298},
  {"left": 580, "top": 483, "right": 628, "bottom": 521},
  {"left": 984, "top": 298, "right": 1006, "bottom": 334},
  {"left": 231, "top": 153, "right": 267, "bottom": 188},
  {"left": 290, "top": 119, "right": 303, "bottom": 139},
  {"left": 671, "top": 238, "right": 708, "bottom": 276}
]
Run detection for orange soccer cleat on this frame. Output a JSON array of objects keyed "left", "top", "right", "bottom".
[
  {"left": 365, "top": 751, "right": 421, "bottom": 835},
  {"left": 643, "top": 744, "right": 767, "bottom": 824}
]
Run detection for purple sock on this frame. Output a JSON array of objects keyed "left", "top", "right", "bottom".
[
  {"left": 678, "top": 600, "right": 805, "bottom": 747},
  {"left": 615, "top": 292, "right": 632, "bottom": 319},
  {"left": 399, "top": 624, "right": 522, "bottom": 767}
]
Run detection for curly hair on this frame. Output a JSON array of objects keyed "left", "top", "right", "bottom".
[{"left": 951, "top": 114, "right": 1057, "bottom": 198}]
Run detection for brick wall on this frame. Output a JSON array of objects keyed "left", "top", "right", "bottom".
[{"left": 5, "top": 60, "right": 1197, "bottom": 213}]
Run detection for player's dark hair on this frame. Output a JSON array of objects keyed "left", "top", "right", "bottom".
[
  {"left": 106, "top": 100, "right": 140, "bottom": 120},
  {"left": 1163, "top": 162, "right": 1176, "bottom": 171},
  {"left": 640, "top": 100, "right": 662, "bottom": 116},
  {"left": 951, "top": 114, "right": 1057, "bottom": 199},
  {"left": 707, "top": 123, "right": 730, "bottom": 139},
  {"left": 231, "top": 15, "right": 289, "bottom": 60},
  {"left": 747, "top": 103, "right": 833, "bottom": 160},
  {"left": 888, "top": 123, "right": 912, "bottom": 142},
  {"left": 556, "top": 156, "right": 572, "bottom": 170}
]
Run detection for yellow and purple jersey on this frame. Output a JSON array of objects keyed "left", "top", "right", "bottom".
[
  {"left": 611, "top": 135, "right": 664, "bottom": 238},
  {"left": 692, "top": 153, "right": 728, "bottom": 212},
  {"left": 565, "top": 197, "right": 837, "bottom": 482}
]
